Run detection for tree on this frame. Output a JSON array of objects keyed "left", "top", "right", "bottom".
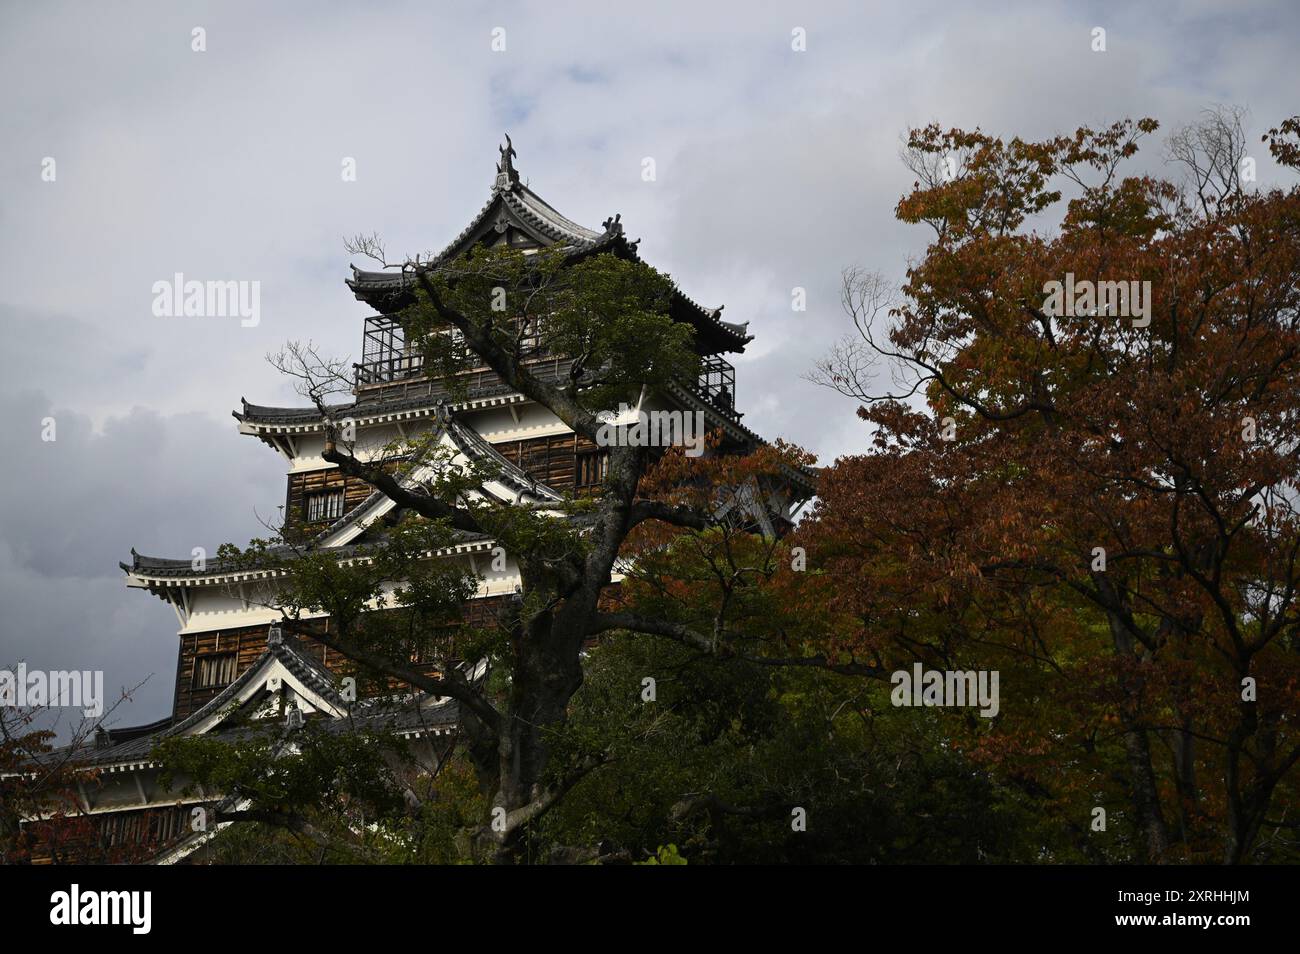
[
  {"left": 1, "top": 684, "right": 149, "bottom": 864},
  {"left": 180, "top": 244, "right": 818, "bottom": 863},
  {"left": 807, "top": 110, "right": 1300, "bottom": 863}
]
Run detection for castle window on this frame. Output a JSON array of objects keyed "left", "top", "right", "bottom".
[
  {"left": 576, "top": 451, "right": 609, "bottom": 489},
  {"left": 305, "top": 489, "right": 346, "bottom": 522},
  {"left": 195, "top": 653, "right": 238, "bottom": 689}
]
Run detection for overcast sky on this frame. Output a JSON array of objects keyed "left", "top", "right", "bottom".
[{"left": 2, "top": 0, "right": 1297, "bottom": 731}]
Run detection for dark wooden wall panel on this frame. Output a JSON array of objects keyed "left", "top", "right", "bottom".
[
  {"left": 491, "top": 433, "right": 606, "bottom": 493},
  {"left": 284, "top": 469, "right": 375, "bottom": 539}
]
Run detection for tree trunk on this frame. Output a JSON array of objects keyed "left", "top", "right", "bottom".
[
  {"left": 481, "top": 595, "right": 588, "bottom": 863},
  {"left": 1098, "top": 593, "right": 1171, "bottom": 863}
]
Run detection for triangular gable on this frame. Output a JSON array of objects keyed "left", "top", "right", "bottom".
[
  {"left": 318, "top": 418, "right": 562, "bottom": 549},
  {"left": 713, "top": 478, "right": 778, "bottom": 539},
  {"left": 166, "top": 639, "right": 349, "bottom": 739},
  {"left": 446, "top": 187, "right": 597, "bottom": 259},
  {"left": 348, "top": 183, "right": 607, "bottom": 298}
]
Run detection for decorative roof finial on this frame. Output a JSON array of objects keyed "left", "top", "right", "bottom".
[
  {"left": 601, "top": 213, "right": 623, "bottom": 236},
  {"left": 494, "top": 134, "right": 520, "bottom": 191}
]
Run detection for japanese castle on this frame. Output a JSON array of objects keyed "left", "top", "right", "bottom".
[{"left": 33, "top": 140, "right": 814, "bottom": 863}]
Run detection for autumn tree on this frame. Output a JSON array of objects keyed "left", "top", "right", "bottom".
[
  {"left": 807, "top": 109, "right": 1300, "bottom": 863},
  {"left": 1, "top": 688, "right": 149, "bottom": 864}
]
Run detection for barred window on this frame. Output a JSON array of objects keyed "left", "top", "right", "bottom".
[
  {"left": 576, "top": 452, "right": 609, "bottom": 488},
  {"left": 100, "top": 805, "right": 190, "bottom": 849},
  {"left": 305, "top": 489, "right": 345, "bottom": 522},
  {"left": 195, "top": 653, "right": 238, "bottom": 689}
]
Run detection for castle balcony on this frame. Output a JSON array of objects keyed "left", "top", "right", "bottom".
[
  {"left": 697, "top": 355, "right": 740, "bottom": 419},
  {"left": 355, "top": 314, "right": 551, "bottom": 390},
  {"left": 353, "top": 314, "right": 578, "bottom": 405},
  {"left": 355, "top": 315, "right": 422, "bottom": 386},
  {"left": 355, "top": 315, "right": 742, "bottom": 422}
]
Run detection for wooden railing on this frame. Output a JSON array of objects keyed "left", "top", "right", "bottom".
[{"left": 354, "top": 356, "right": 578, "bottom": 402}]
